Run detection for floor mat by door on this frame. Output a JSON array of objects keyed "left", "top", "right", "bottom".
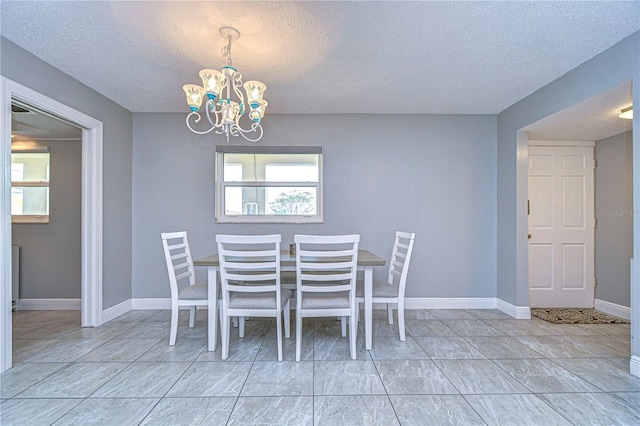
[{"left": 531, "top": 308, "right": 629, "bottom": 324}]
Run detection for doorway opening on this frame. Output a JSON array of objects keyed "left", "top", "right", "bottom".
[
  {"left": 1, "top": 77, "right": 104, "bottom": 372},
  {"left": 521, "top": 81, "right": 633, "bottom": 316},
  {"left": 11, "top": 101, "right": 83, "bottom": 312}
]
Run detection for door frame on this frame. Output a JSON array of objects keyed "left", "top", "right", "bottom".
[
  {"left": 517, "top": 107, "right": 639, "bottom": 378},
  {"left": 527, "top": 140, "right": 595, "bottom": 308},
  {"left": 0, "top": 77, "right": 104, "bottom": 372}
]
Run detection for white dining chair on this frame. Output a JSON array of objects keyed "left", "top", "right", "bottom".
[
  {"left": 161, "top": 231, "right": 211, "bottom": 346},
  {"left": 294, "top": 234, "right": 360, "bottom": 361},
  {"left": 216, "top": 234, "right": 291, "bottom": 361},
  {"left": 356, "top": 231, "right": 415, "bottom": 341}
]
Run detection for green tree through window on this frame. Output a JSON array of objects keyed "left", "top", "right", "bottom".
[{"left": 269, "top": 190, "right": 315, "bottom": 215}]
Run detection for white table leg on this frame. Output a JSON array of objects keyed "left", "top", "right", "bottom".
[
  {"left": 207, "top": 266, "right": 218, "bottom": 351},
  {"left": 364, "top": 266, "right": 373, "bottom": 350}
]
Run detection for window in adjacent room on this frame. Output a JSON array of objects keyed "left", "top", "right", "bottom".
[
  {"left": 11, "top": 148, "right": 50, "bottom": 223},
  {"left": 215, "top": 146, "right": 323, "bottom": 223}
]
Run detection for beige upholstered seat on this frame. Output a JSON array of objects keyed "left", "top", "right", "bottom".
[
  {"left": 228, "top": 291, "right": 291, "bottom": 309},
  {"left": 178, "top": 282, "right": 208, "bottom": 300},
  {"left": 356, "top": 281, "right": 400, "bottom": 298}
]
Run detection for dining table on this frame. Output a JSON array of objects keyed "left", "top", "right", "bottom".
[{"left": 194, "top": 249, "right": 386, "bottom": 352}]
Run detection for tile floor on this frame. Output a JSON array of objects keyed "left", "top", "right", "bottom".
[{"left": 2, "top": 308, "right": 640, "bottom": 425}]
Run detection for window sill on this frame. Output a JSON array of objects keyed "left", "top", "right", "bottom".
[
  {"left": 12, "top": 215, "right": 49, "bottom": 224},
  {"left": 216, "top": 215, "right": 323, "bottom": 224}
]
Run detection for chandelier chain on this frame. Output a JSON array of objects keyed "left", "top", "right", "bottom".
[{"left": 222, "top": 35, "right": 233, "bottom": 67}]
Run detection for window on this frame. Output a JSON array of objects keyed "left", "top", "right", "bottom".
[
  {"left": 11, "top": 149, "right": 50, "bottom": 223},
  {"left": 215, "top": 146, "right": 323, "bottom": 223}
]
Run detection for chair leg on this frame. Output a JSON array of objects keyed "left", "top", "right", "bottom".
[
  {"left": 398, "top": 301, "right": 406, "bottom": 342},
  {"left": 169, "top": 305, "right": 179, "bottom": 346},
  {"left": 222, "top": 311, "right": 230, "bottom": 360},
  {"left": 296, "top": 313, "right": 303, "bottom": 362},
  {"left": 189, "top": 306, "right": 196, "bottom": 328},
  {"left": 238, "top": 316, "right": 245, "bottom": 338},
  {"left": 213, "top": 299, "right": 222, "bottom": 351},
  {"left": 387, "top": 303, "right": 394, "bottom": 325},
  {"left": 284, "top": 300, "right": 291, "bottom": 339},
  {"left": 233, "top": 316, "right": 238, "bottom": 328},
  {"left": 276, "top": 312, "right": 284, "bottom": 362},
  {"left": 349, "top": 311, "right": 357, "bottom": 360},
  {"left": 341, "top": 316, "right": 347, "bottom": 337}
]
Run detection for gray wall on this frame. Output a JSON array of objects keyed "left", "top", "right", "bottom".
[
  {"left": 497, "top": 31, "right": 639, "bottom": 306},
  {"left": 132, "top": 113, "right": 497, "bottom": 300},
  {"left": 12, "top": 139, "right": 82, "bottom": 298},
  {"left": 4, "top": 29, "right": 637, "bottom": 314},
  {"left": 595, "top": 131, "right": 633, "bottom": 307},
  {"left": 1, "top": 37, "right": 134, "bottom": 308}
]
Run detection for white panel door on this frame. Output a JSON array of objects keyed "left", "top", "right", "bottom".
[{"left": 528, "top": 145, "right": 594, "bottom": 308}]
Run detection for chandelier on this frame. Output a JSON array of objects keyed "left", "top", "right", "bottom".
[{"left": 183, "top": 27, "right": 268, "bottom": 142}]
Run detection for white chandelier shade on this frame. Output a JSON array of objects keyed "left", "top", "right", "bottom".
[{"left": 183, "top": 27, "right": 268, "bottom": 142}]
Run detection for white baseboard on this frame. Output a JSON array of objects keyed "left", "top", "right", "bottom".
[
  {"left": 132, "top": 298, "right": 172, "bottom": 310},
  {"left": 594, "top": 299, "right": 630, "bottom": 321},
  {"left": 102, "top": 299, "right": 132, "bottom": 323},
  {"left": 18, "top": 299, "right": 81, "bottom": 310},
  {"left": 496, "top": 299, "right": 531, "bottom": 319},
  {"left": 631, "top": 356, "right": 640, "bottom": 378}
]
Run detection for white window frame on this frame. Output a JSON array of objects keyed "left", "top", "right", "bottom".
[
  {"left": 215, "top": 146, "right": 323, "bottom": 224},
  {"left": 11, "top": 146, "right": 50, "bottom": 224}
]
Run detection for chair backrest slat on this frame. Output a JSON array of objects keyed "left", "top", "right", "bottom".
[
  {"left": 226, "top": 283, "right": 277, "bottom": 293},
  {"left": 394, "top": 251, "right": 407, "bottom": 260},
  {"left": 221, "top": 248, "right": 279, "bottom": 257},
  {"left": 300, "top": 272, "right": 352, "bottom": 281},
  {"left": 390, "top": 269, "right": 402, "bottom": 279},
  {"left": 168, "top": 242, "right": 188, "bottom": 250},
  {"left": 300, "top": 283, "right": 351, "bottom": 293},
  {"left": 391, "top": 259, "right": 405, "bottom": 269},
  {"left": 298, "top": 248, "right": 355, "bottom": 258},
  {"left": 172, "top": 259, "right": 191, "bottom": 271},
  {"left": 396, "top": 242, "right": 410, "bottom": 251},
  {"left": 170, "top": 250, "right": 188, "bottom": 259},
  {"left": 298, "top": 261, "right": 353, "bottom": 270},
  {"left": 222, "top": 261, "right": 277, "bottom": 270},
  {"left": 174, "top": 270, "right": 192, "bottom": 282},
  {"left": 225, "top": 272, "right": 278, "bottom": 281}
]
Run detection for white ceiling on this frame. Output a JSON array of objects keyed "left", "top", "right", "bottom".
[
  {"left": 2, "top": 1, "right": 638, "bottom": 140},
  {"left": 524, "top": 80, "right": 633, "bottom": 141}
]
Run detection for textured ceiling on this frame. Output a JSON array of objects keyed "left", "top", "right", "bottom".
[
  {"left": 11, "top": 103, "right": 81, "bottom": 141},
  {"left": 1, "top": 1, "right": 638, "bottom": 116}
]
